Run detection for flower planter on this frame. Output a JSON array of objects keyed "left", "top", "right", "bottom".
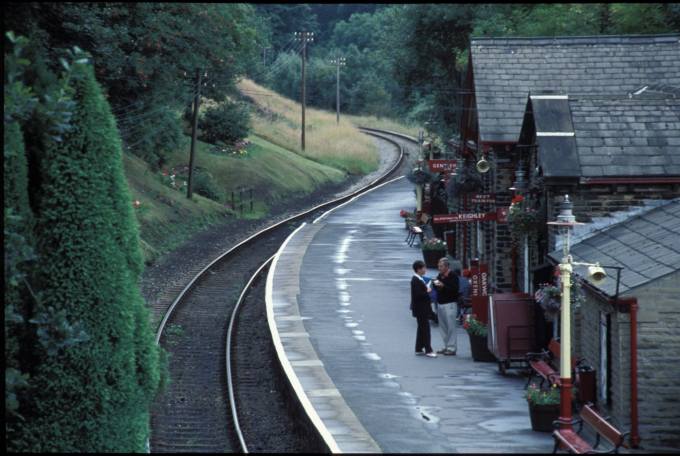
[
  {"left": 422, "top": 249, "right": 446, "bottom": 268},
  {"left": 469, "top": 333, "right": 496, "bottom": 362},
  {"left": 528, "top": 402, "right": 560, "bottom": 432}
]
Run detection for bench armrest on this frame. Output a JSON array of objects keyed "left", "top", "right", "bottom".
[
  {"left": 553, "top": 417, "right": 582, "bottom": 430},
  {"left": 526, "top": 349, "right": 550, "bottom": 361}
]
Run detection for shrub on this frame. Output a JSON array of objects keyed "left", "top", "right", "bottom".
[
  {"left": 198, "top": 100, "right": 250, "bottom": 145},
  {"left": 9, "top": 61, "right": 161, "bottom": 452},
  {"left": 192, "top": 169, "right": 224, "bottom": 202}
]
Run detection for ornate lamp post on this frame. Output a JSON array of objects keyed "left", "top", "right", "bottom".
[
  {"left": 548, "top": 195, "right": 611, "bottom": 430},
  {"left": 547, "top": 195, "right": 582, "bottom": 429}
]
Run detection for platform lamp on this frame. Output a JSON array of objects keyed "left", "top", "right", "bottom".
[{"left": 548, "top": 195, "right": 608, "bottom": 431}]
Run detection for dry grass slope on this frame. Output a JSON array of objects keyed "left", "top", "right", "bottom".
[{"left": 237, "top": 78, "right": 379, "bottom": 174}]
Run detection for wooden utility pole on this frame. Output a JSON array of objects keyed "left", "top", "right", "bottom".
[
  {"left": 295, "top": 31, "right": 314, "bottom": 151},
  {"left": 187, "top": 68, "right": 202, "bottom": 199},
  {"left": 330, "top": 56, "right": 346, "bottom": 125},
  {"left": 262, "top": 46, "right": 271, "bottom": 67}
]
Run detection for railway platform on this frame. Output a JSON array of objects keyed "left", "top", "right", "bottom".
[{"left": 267, "top": 176, "right": 555, "bottom": 453}]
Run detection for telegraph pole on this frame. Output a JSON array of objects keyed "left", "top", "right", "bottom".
[
  {"left": 330, "top": 56, "right": 346, "bottom": 124},
  {"left": 187, "top": 68, "right": 203, "bottom": 199},
  {"left": 295, "top": 31, "right": 314, "bottom": 151},
  {"left": 262, "top": 46, "right": 272, "bottom": 67}
]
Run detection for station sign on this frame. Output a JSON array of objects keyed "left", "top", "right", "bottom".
[
  {"left": 470, "top": 263, "right": 490, "bottom": 324},
  {"left": 427, "top": 159, "right": 457, "bottom": 173},
  {"left": 470, "top": 193, "right": 496, "bottom": 204},
  {"left": 471, "top": 263, "right": 489, "bottom": 297},
  {"left": 433, "top": 212, "right": 497, "bottom": 224}
]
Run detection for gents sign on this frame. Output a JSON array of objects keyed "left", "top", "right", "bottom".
[
  {"left": 470, "top": 193, "right": 496, "bottom": 204},
  {"left": 428, "top": 159, "right": 457, "bottom": 173},
  {"left": 433, "top": 212, "right": 497, "bottom": 224}
]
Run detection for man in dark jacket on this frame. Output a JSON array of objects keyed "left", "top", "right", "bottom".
[
  {"left": 411, "top": 260, "right": 437, "bottom": 357},
  {"left": 433, "top": 257, "right": 459, "bottom": 355}
]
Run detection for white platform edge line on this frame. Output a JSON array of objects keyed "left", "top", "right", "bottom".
[
  {"left": 530, "top": 95, "right": 569, "bottom": 99},
  {"left": 536, "top": 132, "right": 575, "bottom": 136},
  {"left": 265, "top": 222, "right": 343, "bottom": 454},
  {"left": 313, "top": 175, "right": 405, "bottom": 224}
]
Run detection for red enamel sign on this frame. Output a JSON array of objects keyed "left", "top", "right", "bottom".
[
  {"left": 428, "top": 160, "right": 457, "bottom": 173},
  {"left": 470, "top": 193, "right": 496, "bottom": 204},
  {"left": 433, "top": 212, "right": 497, "bottom": 224},
  {"left": 496, "top": 207, "right": 509, "bottom": 223}
]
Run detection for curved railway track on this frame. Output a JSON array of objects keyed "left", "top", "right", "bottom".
[{"left": 150, "top": 129, "right": 418, "bottom": 453}]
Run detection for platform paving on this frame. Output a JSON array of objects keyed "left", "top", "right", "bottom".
[{"left": 270, "top": 177, "right": 555, "bottom": 453}]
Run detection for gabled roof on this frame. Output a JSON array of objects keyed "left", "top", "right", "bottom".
[
  {"left": 470, "top": 34, "right": 680, "bottom": 143},
  {"left": 548, "top": 198, "right": 680, "bottom": 296},
  {"left": 518, "top": 93, "right": 680, "bottom": 177},
  {"left": 519, "top": 94, "right": 581, "bottom": 178}
]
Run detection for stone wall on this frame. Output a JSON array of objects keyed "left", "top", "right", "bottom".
[
  {"left": 627, "top": 271, "right": 680, "bottom": 452},
  {"left": 545, "top": 182, "right": 680, "bottom": 252},
  {"left": 492, "top": 150, "right": 515, "bottom": 291},
  {"left": 576, "top": 271, "right": 680, "bottom": 452}
]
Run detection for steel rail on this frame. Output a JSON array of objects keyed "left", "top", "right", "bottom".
[
  {"left": 154, "top": 129, "right": 406, "bottom": 343},
  {"left": 226, "top": 255, "right": 275, "bottom": 453},
  {"left": 152, "top": 128, "right": 414, "bottom": 451}
]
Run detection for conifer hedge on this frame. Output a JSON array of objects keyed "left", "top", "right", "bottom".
[{"left": 7, "top": 61, "right": 162, "bottom": 451}]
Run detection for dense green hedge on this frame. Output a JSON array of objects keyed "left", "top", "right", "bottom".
[{"left": 6, "top": 58, "right": 162, "bottom": 451}]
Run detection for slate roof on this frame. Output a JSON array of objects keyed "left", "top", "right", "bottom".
[
  {"left": 470, "top": 34, "right": 680, "bottom": 143},
  {"left": 548, "top": 198, "right": 680, "bottom": 296},
  {"left": 518, "top": 94, "right": 680, "bottom": 177}
]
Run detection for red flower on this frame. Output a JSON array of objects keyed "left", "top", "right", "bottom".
[{"left": 511, "top": 195, "right": 524, "bottom": 205}]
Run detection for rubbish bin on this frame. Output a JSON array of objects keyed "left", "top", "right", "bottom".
[{"left": 576, "top": 364, "right": 596, "bottom": 405}]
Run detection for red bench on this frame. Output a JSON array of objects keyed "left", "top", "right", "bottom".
[
  {"left": 552, "top": 403, "right": 629, "bottom": 454},
  {"left": 526, "top": 339, "right": 583, "bottom": 388}
]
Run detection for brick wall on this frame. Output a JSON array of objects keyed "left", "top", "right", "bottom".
[{"left": 576, "top": 271, "right": 680, "bottom": 452}]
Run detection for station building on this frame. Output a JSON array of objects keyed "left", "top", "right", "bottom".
[{"left": 446, "top": 34, "right": 680, "bottom": 450}]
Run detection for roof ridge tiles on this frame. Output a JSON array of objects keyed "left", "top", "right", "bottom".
[{"left": 471, "top": 33, "right": 680, "bottom": 46}]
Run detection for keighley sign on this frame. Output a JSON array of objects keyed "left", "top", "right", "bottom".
[
  {"left": 433, "top": 212, "right": 497, "bottom": 223},
  {"left": 433, "top": 207, "right": 508, "bottom": 224}
]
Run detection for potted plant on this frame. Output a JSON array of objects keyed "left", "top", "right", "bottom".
[
  {"left": 525, "top": 382, "right": 560, "bottom": 432},
  {"left": 421, "top": 237, "right": 446, "bottom": 268},
  {"left": 463, "top": 314, "right": 496, "bottom": 362}
]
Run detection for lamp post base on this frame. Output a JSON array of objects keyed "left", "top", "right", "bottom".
[{"left": 557, "top": 377, "right": 574, "bottom": 430}]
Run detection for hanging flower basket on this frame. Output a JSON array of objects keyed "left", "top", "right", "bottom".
[
  {"left": 507, "top": 195, "right": 541, "bottom": 238},
  {"left": 534, "top": 276, "right": 585, "bottom": 320}
]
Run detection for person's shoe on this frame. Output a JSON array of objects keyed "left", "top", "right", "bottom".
[
  {"left": 415, "top": 351, "right": 425, "bottom": 356},
  {"left": 444, "top": 349, "right": 457, "bottom": 356},
  {"left": 425, "top": 352, "right": 437, "bottom": 358},
  {"left": 436, "top": 348, "right": 447, "bottom": 354}
]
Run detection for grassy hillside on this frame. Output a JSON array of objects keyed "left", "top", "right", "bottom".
[
  {"left": 124, "top": 79, "right": 416, "bottom": 265},
  {"left": 237, "top": 78, "right": 379, "bottom": 174},
  {"left": 345, "top": 114, "right": 420, "bottom": 138},
  {"left": 125, "top": 134, "right": 345, "bottom": 264}
]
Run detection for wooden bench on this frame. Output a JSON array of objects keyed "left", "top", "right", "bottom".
[
  {"left": 552, "top": 403, "right": 629, "bottom": 454},
  {"left": 526, "top": 339, "right": 583, "bottom": 388}
]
